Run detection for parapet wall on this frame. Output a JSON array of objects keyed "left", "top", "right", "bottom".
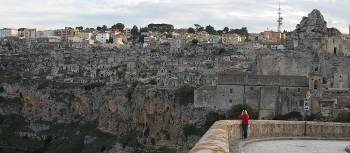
[{"left": 189, "top": 120, "right": 350, "bottom": 153}]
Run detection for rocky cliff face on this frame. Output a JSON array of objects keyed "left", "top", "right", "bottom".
[
  {"left": 296, "top": 9, "right": 328, "bottom": 33},
  {"left": 285, "top": 9, "right": 344, "bottom": 55},
  {"left": 0, "top": 82, "right": 212, "bottom": 153}
]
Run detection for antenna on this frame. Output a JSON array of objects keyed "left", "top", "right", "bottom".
[{"left": 277, "top": 0, "right": 283, "bottom": 32}]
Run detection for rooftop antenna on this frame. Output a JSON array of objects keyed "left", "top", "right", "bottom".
[{"left": 277, "top": 0, "right": 283, "bottom": 32}]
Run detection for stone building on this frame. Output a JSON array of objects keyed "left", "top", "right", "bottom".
[
  {"left": 194, "top": 72, "right": 309, "bottom": 119},
  {"left": 0, "top": 28, "right": 18, "bottom": 38},
  {"left": 18, "top": 28, "right": 37, "bottom": 41}
]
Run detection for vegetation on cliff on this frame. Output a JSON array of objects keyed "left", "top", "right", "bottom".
[{"left": 175, "top": 85, "right": 195, "bottom": 105}]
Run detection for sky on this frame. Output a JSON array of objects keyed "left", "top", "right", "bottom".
[{"left": 0, "top": 0, "right": 349, "bottom": 33}]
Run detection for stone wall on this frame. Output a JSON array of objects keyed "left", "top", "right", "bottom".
[
  {"left": 189, "top": 120, "right": 350, "bottom": 153},
  {"left": 194, "top": 81, "right": 309, "bottom": 119}
]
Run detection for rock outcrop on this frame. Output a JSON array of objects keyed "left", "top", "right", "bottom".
[{"left": 285, "top": 9, "right": 346, "bottom": 56}]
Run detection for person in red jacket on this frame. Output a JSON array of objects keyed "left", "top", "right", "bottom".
[{"left": 240, "top": 110, "right": 249, "bottom": 139}]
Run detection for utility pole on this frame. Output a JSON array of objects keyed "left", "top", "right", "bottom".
[{"left": 277, "top": 1, "right": 283, "bottom": 32}]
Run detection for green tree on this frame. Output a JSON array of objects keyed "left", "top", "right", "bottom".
[
  {"left": 187, "top": 27, "right": 195, "bottom": 34},
  {"left": 175, "top": 85, "right": 194, "bottom": 105},
  {"left": 76, "top": 26, "right": 83, "bottom": 31},
  {"left": 229, "top": 27, "right": 249, "bottom": 38},
  {"left": 223, "top": 27, "right": 229, "bottom": 33},
  {"left": 102, "top": 25, "right": 108, "bottom": 31},
  {"left": 205, "top": 25, "right": 217, "bottom": 35},
  {"left": 131, "top": 25, "right": 139, "bottom": 36},
  {"left": 192, "top": 39, "right": 199, "bottom": 45},
  {"left": 194, "top": 24, "right": 204, "bottom": 32},
  {"left": 182, "top": 124, "right": 204, "bottom": 137},
  {"left": 112, "top": 23, "right": 125, "bottom": 31},
  {"left": 140, "top": 27, "right": 149, "bottom": 32},
  {"left": 96, "top": 26, "right": 102, "bottom": 31},
  {"left": 273, "top": 112, "right": 303, "bottom": 121},
  {"left": 333, "top": 112, "right": 350, "bottom": 123},
  {"left": 205, "top": 111, "right": 226, "bottom": 128}
]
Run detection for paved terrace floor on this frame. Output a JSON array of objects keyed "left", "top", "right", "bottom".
[{"left": 242, "top": 140, "right": 349, "bottom": 153}]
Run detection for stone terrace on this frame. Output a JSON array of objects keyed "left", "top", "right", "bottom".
[{"left": 189, "top": 120, "right": 350, "bottom": 153}]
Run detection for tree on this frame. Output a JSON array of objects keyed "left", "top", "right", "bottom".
[
  {"left": 112, "top": 23, "right": 125, "bottom": 31},
  {"left": 175, "top": 85, "right": 195, "bottom": 105},
  {"left": 140, "top": 27, "right": 149, "bottom": 32},
  {"left": 223, "top": 27, "right": 229, "bottom": 33},
  {"left": 217, "top": 30, "right": 223, "bottom": 35},
  {"left": 76, "top": 26, "right": 83, "bottom": 31},
  {"left": 187, "top": 27, "right": 195, "bottom": 34},
  {"left": 205, "top": 25, "right": 217, "bottom": 35},
  {"left": 96, "top": 26, "right": 102, "bottom": 31},
  {"left": 229, "top": 27, "right": 249, "bottom": 38},
  {"left": 192, "top": 39, "right": 199, "bottom": 45},
  {"left": 101, "top": 25, "right": 108, "bottom": 31},
  {"left": 194, "top": 24, "right": 204, "bottom": 32},
  {"left": 131, "top": 25, "right": 139, "bottom": 36},
  {"left": 205, "top": 111, "right": 226, "bottom": 128}
]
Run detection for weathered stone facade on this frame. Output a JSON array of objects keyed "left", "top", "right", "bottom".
[{"left": 195, "top": 72, "right": 309, "bottom": 119}]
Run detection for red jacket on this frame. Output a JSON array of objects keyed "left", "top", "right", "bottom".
[{"left": 241, "top": 113, "right": 249, "bottom": 125}]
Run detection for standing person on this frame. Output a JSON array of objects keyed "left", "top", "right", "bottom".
[{"left": 241, "top": 110, "right": 249, "bottom": 139}]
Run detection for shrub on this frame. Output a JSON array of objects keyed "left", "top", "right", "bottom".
[
  {"left": 149, "top": 79, "right": 157, "bottom": 85},
  {"left": 83, "top": 83, "right": 105, "bottom": 90},
  {"left": 227, "top": 104, "right": 258, "bottom": 119},
  {"left": 273, "top": 111, "right": 303, "bottom": 121},
  {"left": 119, "top": 130, "right": 141, "bottom": 148},
  {"left": 205, "top": 111, "right": 226, "bottom": 128},
  {"left": 175, "top": 85, "right": 194, "bottom": 106},
  {"left": 182, "top": 124, "right": 204, "bottom": 138},
  {"left": 192, "top": 39, "right": 199, "bottom": 45},
  {"left": 333, "top": 112, "right": 350, "bottom": 123},
  {"left": 305, "top": 113, "right": 323, "bottom": 121}
]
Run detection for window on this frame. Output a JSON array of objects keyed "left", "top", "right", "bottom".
[
  {"left": 298, "top": 88, "right": 301, "bottom": 92},
  {"left": 229, "top": 99, "right": 233, "bottom": 103},
  {"left": 334, "top": 47, "right": 337, "bottom": 55},
  {"left": 314, "top": 80, "right": 319, "bottom": 89},
  {"left": 314, "top": 67, "right": 318, "bottom": 72},
  {"left": 299, "top": 100, "right": 304, "bottom": 107},
  {"left": 230, "top": 89, "right": 233, "bottom": 94},
  {"left": 250, "top": 87, "right": 254, "bottom": 90},
  {"left": 322, "top": 78, "right": 327, "bottom": 84}
]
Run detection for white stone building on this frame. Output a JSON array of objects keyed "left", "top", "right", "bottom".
[{"left": 0, "top": 28, "right": 18, "bottom": 38}]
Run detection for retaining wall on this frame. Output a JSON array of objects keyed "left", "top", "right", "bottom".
[{"left": 189, "top": 120, "right": 350, "bottom": 153}]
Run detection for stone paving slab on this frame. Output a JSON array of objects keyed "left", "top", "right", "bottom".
[{"left": 242, "top": 140, "right": 350, "bottom": 153}]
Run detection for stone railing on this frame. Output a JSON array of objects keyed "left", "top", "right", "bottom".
[{"left": 189, "top": 120, "right": 350, "bottom": 153}]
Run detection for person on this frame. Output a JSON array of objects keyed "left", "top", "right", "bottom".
[{"left": 240, "top": 110, "right": 249, "bottom": 139}]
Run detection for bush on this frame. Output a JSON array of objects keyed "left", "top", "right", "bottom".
[
  {"left": 83, "top": 83, "right": 105, "bottom": 90},
  {"left": 119, "top": 130, "right": 141, "bottom": 148},
  {"left": 149, "top": 79, "right": 157, "bottom": 85},
  {"left": 175, "top": 85, "right": 194, "bottom": 106},
  {"left": 214, "top": 48, "right": 226, "bottom": 55},
  {"left": 227, "top": 104, "right": 258, "bottom": 119},
  {"left": 333, "top": 112, "right": 350, "bottom": 123},
  {"left": 273, "top": 111, "right": 303, "bottom": 121},
  {"left": 305, "top": 113, "right": 323, "bottom": 121},
  {"left": 205, "top": 111, "right": 226, "bottom": 128},
  {"left": 182, "top": 124, "right": 204, "bottom": 138},
  {"left": 192, "top": 39, "right": 199, "bottom": 45}
]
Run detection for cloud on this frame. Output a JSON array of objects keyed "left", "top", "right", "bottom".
[{"left": 0, "top": 0, "right": 348, "bottom": 33}]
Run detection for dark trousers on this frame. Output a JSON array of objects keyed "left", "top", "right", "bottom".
[{"left": 242, "top": 124, "right": 248, "bottom": 139}]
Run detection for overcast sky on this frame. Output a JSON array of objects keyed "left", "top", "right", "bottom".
[{"left": 0, "top": 0, "right": 349, "bottom": 33}]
